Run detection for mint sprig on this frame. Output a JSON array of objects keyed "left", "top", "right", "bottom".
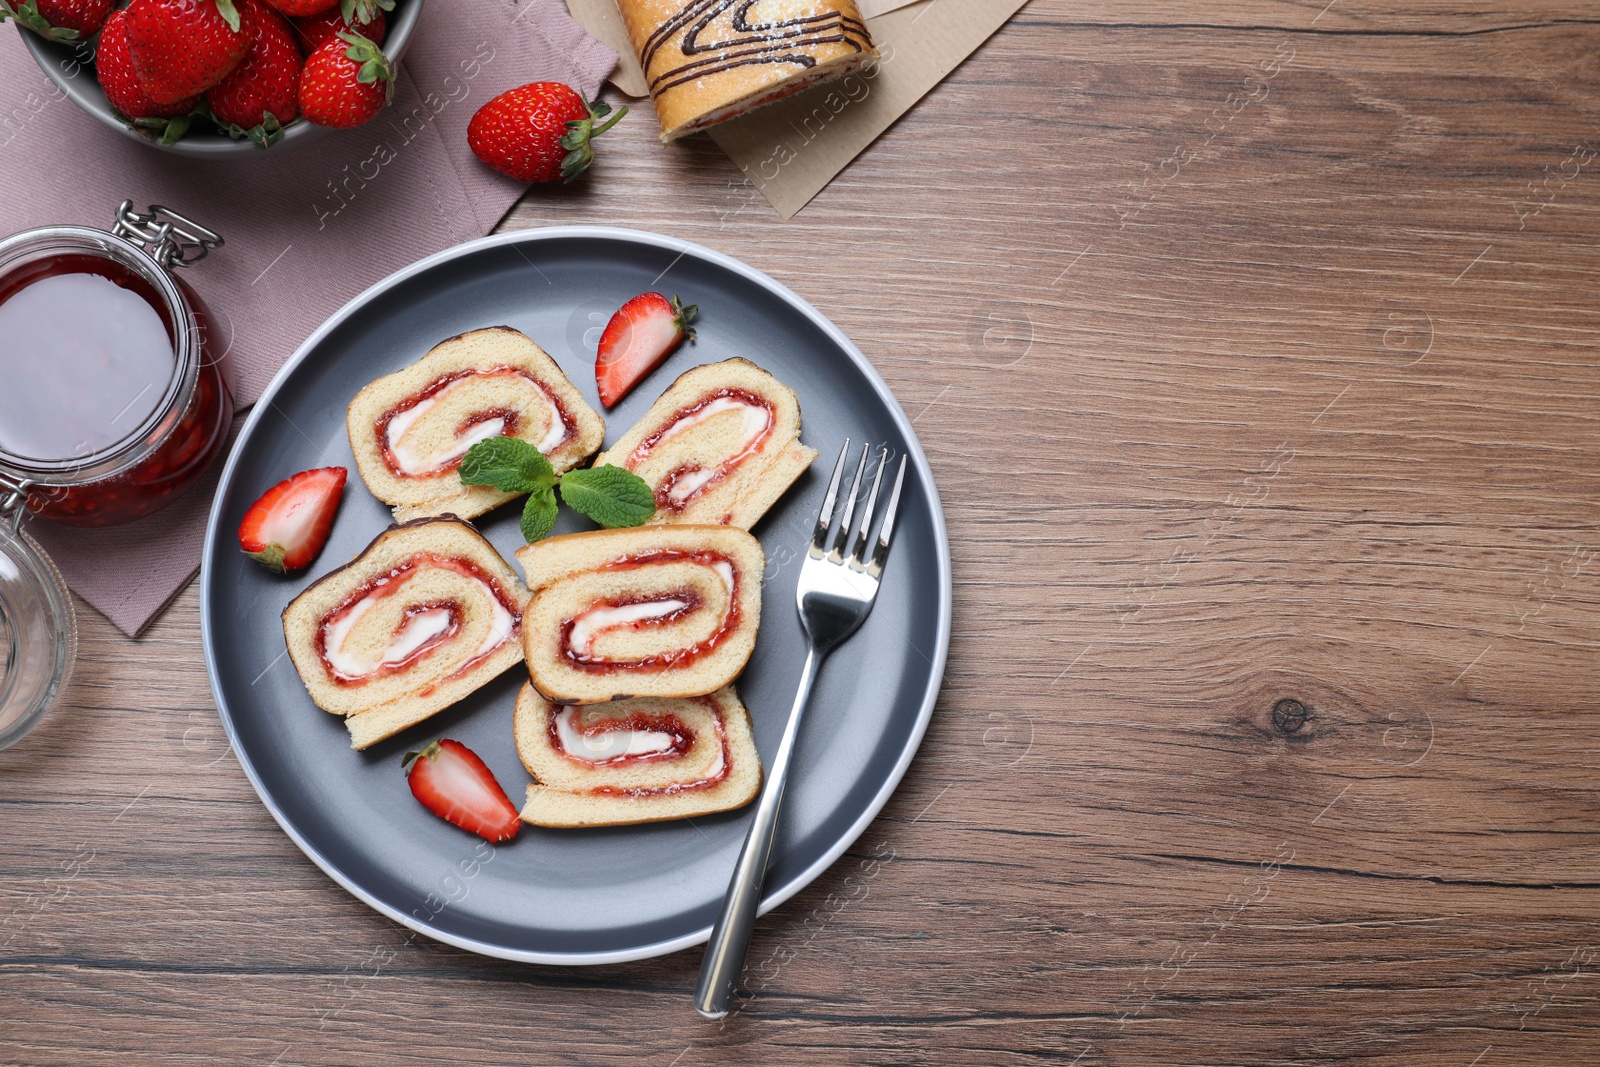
[
  {"left": 559, "top": 465, "right": 657, "bottom": 528},
  {"left": 459, "top": 437, "right": 655, "bottom": 542}
]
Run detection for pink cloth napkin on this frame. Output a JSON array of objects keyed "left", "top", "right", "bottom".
[{"left": 1, "top": 0, "right": 615, "bottom": 636}]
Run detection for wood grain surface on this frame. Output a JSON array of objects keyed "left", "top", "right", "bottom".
[{"left": 6, "top": 1, "right": 1600, "bottom": 1063}]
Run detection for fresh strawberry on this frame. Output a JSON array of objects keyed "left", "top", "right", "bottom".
[
  {"left": 595, "top": 293, "right": 697, "bottom": 407},
  {"left": 299, "top": 30, "right": 391, "bottom": 127},
  {"left": 467, "top": 82, "right": 626, "bottom": 185},
  {"left": 404, "top": 740, "right": 521, "bottom": 844},
  {"left": 124, "top": 0, "right": 250, "bottom": 105},
  {"left": 291, "top": 0, "right": 385, "bottom": 52},
  {"left": 96, "top": 8, "right": 199, "bottom": 142},
  {"left": 237, "top": 466, "right": 346, "bottom": 573},
  {"left": 260, "top": 0, "right": 333, "bottom": 16},
  {"left": 0, "top": 0, "right": 112, "bottom": 39},
  {"left": 206, "top": 0, "right": 300, "bottom": 146}
]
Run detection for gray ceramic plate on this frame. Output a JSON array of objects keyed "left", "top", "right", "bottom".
[{"left": 200, "top": 226, "right": 951, "bottom": 965}]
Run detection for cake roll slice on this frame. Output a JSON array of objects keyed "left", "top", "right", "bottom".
[
  {"left": 617, "top": 0, "right": 878, "bottom": 142},
  {"left": 283, "top": 517, "right": 532, "bottom": 749},
  {"left": 515, "top": 524, "right": 763, "bottom": 705},
  {"left": 593, "top": 358, "right": 817, "bottom": 530},
  {"left": 348, "top": 327, "right": 605, "bottom": 522},
  {"left": 514, "top": 683, "right": 761, "bottom": 827}
]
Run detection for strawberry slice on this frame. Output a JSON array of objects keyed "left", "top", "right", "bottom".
[
  {"left": 403, "top": 740, "right": 521, "bottom": 843},
  {"left": 594, "top": 292, "right": 697, "bottom": 407},
  {"left": 237, "top": 466, "right": 346, "bottom": 573}
]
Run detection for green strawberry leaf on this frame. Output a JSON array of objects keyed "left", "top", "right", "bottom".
[
  {"left": 558, "top": 92, "right": 627, "bottom": 183},
  {"left": 559, "top": 465, "right": 656, "bottom": 528},
  {"left": 341, "top": 0, "right": 393, "bottom": 23},
  {"left": 214, "top": 0, "right": 241, "bottom": 33},
  {"left": 520, "top": 487, "right": 559, "bottom": 543},
  {"left": 4, "top": 0, "right": 80, "bottom": 39},
  {"left": 339, "top": 31, "right": 394, "bottom": 99},
  {"left": 459, "top": 436, "right": 556, "bottom": 495},
  {"left": 218, "top": 111, "right": 284, "bottom": 149}
]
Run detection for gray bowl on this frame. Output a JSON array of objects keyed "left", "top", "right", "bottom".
[{"left": 16, "top": 0, "right": 423, "bottom": 156}]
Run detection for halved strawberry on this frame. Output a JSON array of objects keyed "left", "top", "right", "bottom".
[
  {"left": 594, "top": 292, "right": 697, "bottom": 408},
  {"left": 403, "top": 740, "right": 520, "bottom": 843},
  {"left": 237, "top": 466, "right": 346, "bottom": 573}
]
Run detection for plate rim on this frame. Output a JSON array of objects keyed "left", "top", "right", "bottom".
[{"left": 199, "top": 224, "right": 953, "bottom": 965}]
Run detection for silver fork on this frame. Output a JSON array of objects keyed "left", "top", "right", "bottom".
[{"left": 694, "top": 439, "right": 907, "bottom": 1019}]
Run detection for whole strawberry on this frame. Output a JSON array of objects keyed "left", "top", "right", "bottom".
[
  {"left": 299, "top": 31, "right": 392, "bottom": 127},
  {"left": 96, "top": 8, "right": 200, "bottom": 142},
  {"left": 292, "top": 0, "right": 386, "bottom": 52},
  {"left": 261, "top": 0, "right": 333, "bottom": 18},
  {"left": 207, "top": 0, "right": 300, "bottom": 146},
  {"left": 0, "top": 0, "right": 112, "bottom": 39},
  {"left": 468, "top": 82, "right": 626, "bottom": 184},
  {"left": 124, "top": 0, "right": 249, "bottom": 105}
]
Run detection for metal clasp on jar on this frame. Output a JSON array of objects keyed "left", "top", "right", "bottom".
[
  {"left": 0, "top": 472, "right": 33, "bottom": 533},
  {"left": 111, "top": 201, "right": 224, "bottom": 270}
]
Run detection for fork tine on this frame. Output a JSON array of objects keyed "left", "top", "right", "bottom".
[
  {"left": 810, "top": 438, "right": 851, "bottom": 556},
  {"left": 866, "top": 456, "right": 907, "bottom": 577},
  {"left": 830, "top": 443, "right": 870, "bottom": 559},
  {"left": 848, "top": 447, "right": 889, "bottom": 566}
]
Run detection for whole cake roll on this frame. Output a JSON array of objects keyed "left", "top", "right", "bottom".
[
  {"left": 514, "top": 683, "right": 762, "bottom": 827},
  {"left": 618, "top": 0, "right": 878, "bottom": 141},
  {"left": 347, "top": 327, "right": 605, "bottom": 523},
  {"left": 593, "top": 358, "right": 816, "bottom": 529},
  {"left": 283, "top": 517, "right": 532, "bottom": 749},
  {"left": 515, "top": 524, "right": 764, "bottom": 705}
]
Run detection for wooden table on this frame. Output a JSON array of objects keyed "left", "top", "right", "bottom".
[{"left": 6, "top": 2, "right": 1600, "bottom": 1062}]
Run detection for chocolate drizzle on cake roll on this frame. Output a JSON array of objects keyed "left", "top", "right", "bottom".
[
  {"left": 617, "top": 0, "right": 878, "bottom": 141},
  {"left": 348, "top": 327, "right": 605, "bottom": 523},
  {"left": 282, "top": 518, "right": 532, "bottom": 749},
  {"left": 514, "top": 683, "right": 762, "bottom": 826}
]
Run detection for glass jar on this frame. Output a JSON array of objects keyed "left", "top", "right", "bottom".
[
  {"left": 0, "top": 203, "right": 231, "bottom": 749},
  {"left": 0, "top": 203, "right": 233, "bottom": 526}
]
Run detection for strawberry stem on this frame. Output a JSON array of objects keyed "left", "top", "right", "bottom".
[
  {"left": 670, "top": 295, "right": 698, "bottom": 340},
  {"left": 339, "top": 30, "right": 394, "bottom": 101},
  {"left": 558, "top": 93, "right": 628, "bottom": 183},
  {"left": 402, "top": 742, "right": 440, "bottom": 773}
]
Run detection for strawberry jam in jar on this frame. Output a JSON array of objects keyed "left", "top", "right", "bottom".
[
  {"left": 0, "top": 204, "right": 229, "bottom": 748},
  {"left": 0, "top": 203, "right": 232, "bottom": 527}
]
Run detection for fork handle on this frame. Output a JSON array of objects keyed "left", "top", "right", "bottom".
[{"left": 694, "top": 645, "right": 823, "bottom": 1019}]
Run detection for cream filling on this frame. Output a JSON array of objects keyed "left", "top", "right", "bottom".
[
  {"left": 648, "top": 396, "right": 769, "bottom": 455},
  {"left": 386, "top": 376, "right": 565, "bottom": 475},
  {"left": 554, "top": 706, "right": 679, "bottom": 762},
  {"left": 323, "top": 600, "right": 453, "bottom": 679},
  {"left": 566, "top": 597, "right": 691, "bottom": 659},
  {"left": 637, "top": 397, "right": 773, "bottom": 506},
  {"left": 322, "top": 574, "right": 514, "bottom": 680},
  {"left": 474, "top": 595, "right": 516, "bottom": 662}
]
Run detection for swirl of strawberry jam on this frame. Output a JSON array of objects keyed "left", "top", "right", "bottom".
[
  {"left": 375, "top": 366, "right": 577, "bottom": 479},
  {"left": 558, "top": 549, "right": 738, "bottom": 673},
  {"left": 316, "top": 553, "right": 522, "bottom": 686},
  {"left": 551, "top": 699, "right": 732, "bottom": 797},
  {"left": 625, "top": 388, "right": 774, "bottom": 512},
  {"left": 549, "top": 705, "right": 694, "bottom": 766}
]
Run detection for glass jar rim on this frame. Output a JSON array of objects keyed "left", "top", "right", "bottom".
[{"left": 0, "top": 224, "right": 199, "bottom": 488}]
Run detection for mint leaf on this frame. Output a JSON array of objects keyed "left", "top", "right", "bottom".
[
  {"left": 559, "top": 465, "right": 656, "bottom": 528},
  {"left": 460, "top": 437, "right": 555, "bottom": 494},
  {"left": 521, "top": 488, "right": 559, "bottom": 543}
]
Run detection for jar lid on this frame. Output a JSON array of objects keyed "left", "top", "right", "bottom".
[{"left": 0, "top": 518, "right": 77, "bottom": 749}]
